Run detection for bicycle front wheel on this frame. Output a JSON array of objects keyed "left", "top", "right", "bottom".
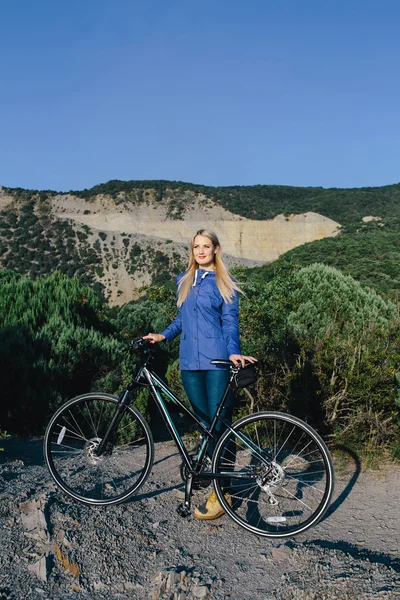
[
  {"left": 44, "top": 393, "right": 154, "bottom": 506},
  {"left": 212, "top": 412, "right": 334, "bottom": 538}
]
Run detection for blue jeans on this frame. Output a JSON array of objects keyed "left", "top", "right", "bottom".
[{"left": 181, "top": 369, "right": 233, "bottom": 457}]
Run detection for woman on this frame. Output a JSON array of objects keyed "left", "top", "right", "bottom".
[{"left": 144, "top": 229, "right": 256, "bottom": 520}]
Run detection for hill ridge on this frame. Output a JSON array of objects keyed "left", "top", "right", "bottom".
[{"left": 1, "top": 179, "right": 400, "bottom": 303}]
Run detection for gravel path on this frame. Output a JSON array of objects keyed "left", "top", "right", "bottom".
[{"left": 0, "top": 437, "right": 399, "bottom": 600}]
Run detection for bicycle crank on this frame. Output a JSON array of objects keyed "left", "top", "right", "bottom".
[
  {"left": 180, "top": 454, "right": 212, "bottom": 490},
  {"left": 176, "top": 504, "right": 191, "bottom": 518}
]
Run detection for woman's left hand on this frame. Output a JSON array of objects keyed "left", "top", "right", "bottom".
[{"left": 229, "top": 354, "right": 258, "bottom": 368}]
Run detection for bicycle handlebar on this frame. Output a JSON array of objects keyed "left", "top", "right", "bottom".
[
  {"left": 129, "top": 338, "right": 255, "bottom": 371},
  {"left": 129, "top": 337, "right": 152, "bottom": 352}
]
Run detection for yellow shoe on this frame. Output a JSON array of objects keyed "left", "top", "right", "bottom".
[{"left": 193, "top": 490, "right": 231, "bottom": 521}]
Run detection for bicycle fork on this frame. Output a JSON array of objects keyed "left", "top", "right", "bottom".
[{"left": 95, "top": 389, "right": 131, "bottom": 456}]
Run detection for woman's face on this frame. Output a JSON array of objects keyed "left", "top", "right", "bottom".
[{"left": 193, "top": 235, "right": 217, "bottom": 270}]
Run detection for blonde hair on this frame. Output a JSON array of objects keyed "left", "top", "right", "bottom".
[{"left": 177, "top": 229, "right": 243, "bottom": 307}]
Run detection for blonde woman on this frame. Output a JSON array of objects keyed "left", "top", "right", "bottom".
[{"left": 144, "top": 229, "right": 256, "bottom": 520}]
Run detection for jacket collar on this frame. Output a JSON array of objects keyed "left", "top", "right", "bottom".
[{"left": 193, "top": 268, "right": 215, "bottom": 287}]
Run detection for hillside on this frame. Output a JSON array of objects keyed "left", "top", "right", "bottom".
[
  {"left": 57, "top": 179, "right": 400, "bottom": 224},
  {"left": 0, "top": 182, "right": 340, "bottom": 304},
  {"left": 1, "top": 179, "right": 399, "bottom": 303},
  {"left": 247, "top": 218, "right": 400, "bottom": 301}
]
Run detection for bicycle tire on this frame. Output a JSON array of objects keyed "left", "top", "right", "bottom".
[
  {"left": 212, "top": 411, "right": 334, "bottom": 538},
  {"left": 44, "top": 393, "right": 154, "bottom": 506}
]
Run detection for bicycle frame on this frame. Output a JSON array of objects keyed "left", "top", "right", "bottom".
[
  {"left": 144, "top": 366, "right": 273, "bottom": 473},
  {"left": 141, "top": 366, "right": 224, "bottom": 474},
  {"left": 97, "top": 345, "right": 270, "bottom": 514}
]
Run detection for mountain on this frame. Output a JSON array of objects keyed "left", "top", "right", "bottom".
[
  {"left": 1, "top": 179, "right": 399, "bottom": 303},
  {"left": 247, "top": 217, "right": 400, "bottom": 301}
]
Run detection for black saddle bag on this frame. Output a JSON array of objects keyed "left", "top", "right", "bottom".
[{"left": 232, "top": 363, "right": 258, "bottom": 389}]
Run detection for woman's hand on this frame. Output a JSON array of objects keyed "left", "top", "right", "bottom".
[
  {"left": 142, "top": 333, "right": 166, "bottom": 344},
  {"left": 229, "top": 354, "right": 257, "bottom": 368}
]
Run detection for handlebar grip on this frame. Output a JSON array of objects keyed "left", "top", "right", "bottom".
[{"left": 129, "top": 338, "right": 151, "bottom": 352}]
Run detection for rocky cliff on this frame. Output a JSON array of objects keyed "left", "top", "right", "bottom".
[{"left": 0, "top": 185, "right": 340, "bottom": 304}]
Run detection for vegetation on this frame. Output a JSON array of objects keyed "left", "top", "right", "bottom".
[
  {"left": 0, "top": 200, "right": 104, "bottom": 294},
  {"left": 0, "top": 265, "right": 399, "bottom": 457},
  {"left": 247, "top": 218, "right": 400, "bottom": 301},
  {"left": 238, "top": 264, "right": 400, "bottom": 457},
  {"left": 0, "top": 271, "right": 181, "bottom": 435},
  {"left": 116, "top": 268, "right": 400, "bottom": 457},
  {"left": 0, "top": 189, "right": 188, "bottom": 295},
  {"left": 1, "top": 179, "right": 400, "bottom": 456},
  {"left": 0, "top": 271, "right": 122, "bottom": 433}
]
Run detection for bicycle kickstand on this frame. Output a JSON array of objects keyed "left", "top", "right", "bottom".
[{"left": 176, "top": 473, "right": 193, "bottom": 518}]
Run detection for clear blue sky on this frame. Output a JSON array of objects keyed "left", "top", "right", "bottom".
[{"left": 1, "top": 0, "right": 399, "bottom": 191}]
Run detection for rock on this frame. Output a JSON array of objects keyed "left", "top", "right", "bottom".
[
  {"left": 27, "top": 555, "right": 50, "bottom": 582},
  {"left": 270, "top": 545, "right": 292, "bottom": 561},
  {"left": 166, "top": 571, "right": 180, "bottom": 589},
  {"left": 19, "top": 496, "right": 49, "bottom": 544},
  {"left": 192, "top": 585, "right": 209, "bottom": 598},
  {"left": 123, "top": 581, "right": 137, "bottom": 591},
  {"left": 93, "top": 580, "right": 106, "bottom": 591},
  {"left": 362, "top": 215, "right": 382, "bottom": 223}
]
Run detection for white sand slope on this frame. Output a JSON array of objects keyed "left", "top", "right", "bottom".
[{"left": 51, "top": 193, "right": 340, "bottom": 263}]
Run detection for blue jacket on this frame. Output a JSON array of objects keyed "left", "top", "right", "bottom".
[{"left": 161, "top": 269, "right": 241, "bottom": 370}]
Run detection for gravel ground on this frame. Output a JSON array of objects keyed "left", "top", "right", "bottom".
[{"left": 0, "top": 437, "right": 399, "bottom": 600}]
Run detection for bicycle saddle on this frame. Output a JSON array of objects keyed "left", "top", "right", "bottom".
[{"left": 210, "top": 359, "right": 233, "bottom": 366}]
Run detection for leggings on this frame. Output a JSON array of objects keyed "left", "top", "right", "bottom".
[{"left": 181, "top": 369, "right": 233, "bottom": 457}]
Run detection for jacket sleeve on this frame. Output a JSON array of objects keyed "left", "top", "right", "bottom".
[
  {"left": 160, "top": 275, "right": 183, "bottom": 342},
  {"left": 161, "top": 305, "right": 182, "bottom": 342},
  {"left": 221, "top": 291, "right": 241, "bottom": 356}
]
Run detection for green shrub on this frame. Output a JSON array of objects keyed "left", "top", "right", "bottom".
[
  {"left": 0, "top": 271, "right": 123, "bottom": 434},
  {"left": 239, "top": 264, "right": 400, "bottom": 452}
]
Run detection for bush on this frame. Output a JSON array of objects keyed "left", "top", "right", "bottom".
[
  {"left": 239, "top": 264, "right": 400, "bottom": 452},
  {"left": 0, "top": 271, "right": 123, "bottom": 433}
]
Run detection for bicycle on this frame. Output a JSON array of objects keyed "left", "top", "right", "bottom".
[{"left": 43, "top": 338, "right": 334, "bottom": 538}]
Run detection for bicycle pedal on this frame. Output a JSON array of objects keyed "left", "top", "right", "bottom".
[{"left": 176, "top": 503, "right": 191, "bottom": 518}]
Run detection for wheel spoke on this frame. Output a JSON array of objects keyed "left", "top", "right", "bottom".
[
  {"left": 213, "top": 412, "right": 333, "bottom": 538},
  {"left": 60, "top": 414, "right": 88, "bottom": 443}
]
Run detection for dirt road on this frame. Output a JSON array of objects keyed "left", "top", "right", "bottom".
[{"left": 0, "top": 438, "right": 399, "bottom": 599}]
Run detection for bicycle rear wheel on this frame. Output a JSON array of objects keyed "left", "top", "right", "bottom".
[
  {"left": 212, "top": 411, "right": 334, "bottom": 538},
  {"left": 44, "top": 393, "right": 154, "bottom": 506}
]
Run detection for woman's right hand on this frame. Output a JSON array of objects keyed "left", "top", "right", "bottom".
[{"left": 142, "top": 333, "right": 166, "bottom": 344}]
